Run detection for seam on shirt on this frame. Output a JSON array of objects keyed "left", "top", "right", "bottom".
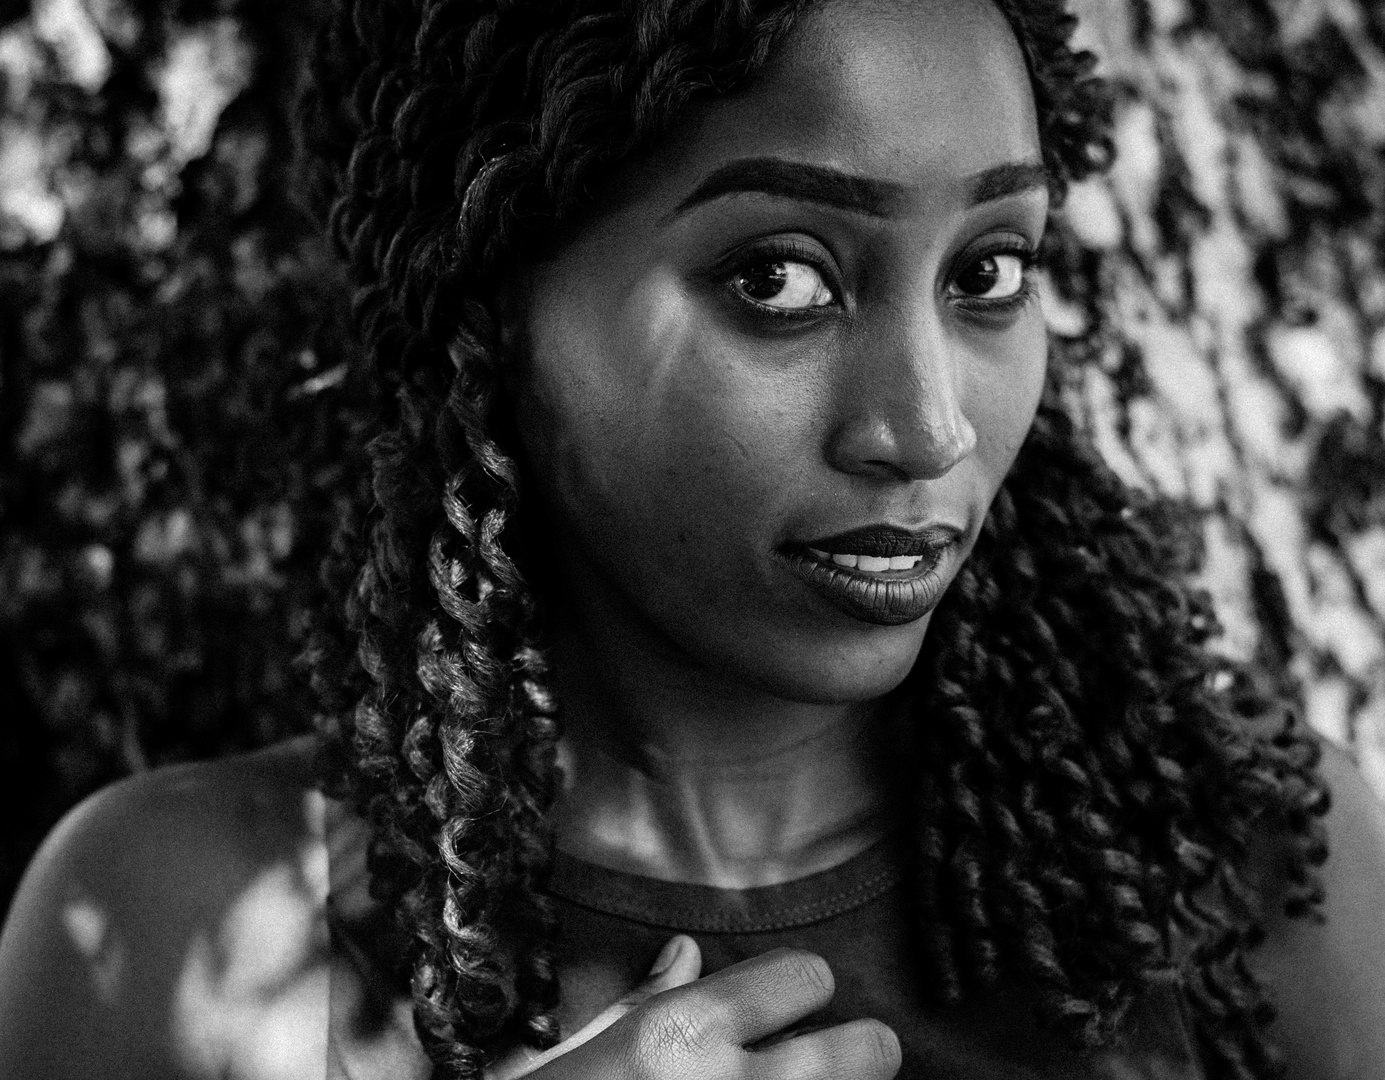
[{"left": 547, "top": 865, "right": 904, "bottom": 932}]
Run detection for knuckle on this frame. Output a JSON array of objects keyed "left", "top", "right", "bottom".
[{"left": 631, "top": 996, "right": 724, "bottom": 1065}]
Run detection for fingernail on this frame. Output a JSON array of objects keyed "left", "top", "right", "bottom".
[{"left": 649, "top": 936, "right": 683, "bottom": 976}]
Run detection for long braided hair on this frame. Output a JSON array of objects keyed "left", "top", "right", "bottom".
[{"left": 298, "top": 1, "right": 1329, "bottom": 1077}]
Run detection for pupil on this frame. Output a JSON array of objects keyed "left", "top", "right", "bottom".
[
  {"left": 739, "top": 262, "right": 788, "bottom": 300},
  {"left": 959, "top": 257, "right": 1000, "bottom": 295}
]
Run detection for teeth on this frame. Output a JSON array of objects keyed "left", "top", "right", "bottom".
[{"left": 808, "top": 549, "right": 926, "bottom": 573}]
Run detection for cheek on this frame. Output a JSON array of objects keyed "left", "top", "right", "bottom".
[
  {"left": 514, "top": 275, "right": 812, "bottom": 569},
  {"left": 964, "top": 315, "right": 1047, "bottom": 488}
]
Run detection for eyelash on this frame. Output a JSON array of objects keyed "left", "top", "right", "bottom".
[
  {"left": 724, "top": 238, "right": 840, "bottom": 321},
  {"left": 724, "top": 238, "right": 1041, "bottom": 321},
  {"left": 950, "top": 243, "right": 1041, "bottom": 315}
]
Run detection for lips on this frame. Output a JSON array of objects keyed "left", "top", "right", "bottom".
[
  {"left": 779, "top": 524, "right": 962, "bottom": 626},
  {"left": 797, "top": 523, "right": 958, "bottom": 558}
]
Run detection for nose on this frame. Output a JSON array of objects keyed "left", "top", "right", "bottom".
[{"left": 824, "top": 310, "right": 978, "bottom": 482}]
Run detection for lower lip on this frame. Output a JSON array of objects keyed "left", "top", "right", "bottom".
[{"left": 779, "top": 545, "right": 952, "bottom": 626}]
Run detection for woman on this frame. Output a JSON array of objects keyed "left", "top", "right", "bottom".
[{"left": 2, "top": 0, "right": 1383, "bottom": 1077}]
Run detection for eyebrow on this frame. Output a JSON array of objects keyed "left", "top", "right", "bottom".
[
  {"left": 967, "top": 161, "right": 1051, "bottom": 206},
  {"left": 670, "top": 157, "right": 1050, "bottom": 219}
]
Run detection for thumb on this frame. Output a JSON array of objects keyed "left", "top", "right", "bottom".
[
  {"left": 613, "top": 934, "right": 703, "bottom": 1009},
  {"left": 487, "top": 936, "right": 702, "bottom": 1080},
  {"left": 490, "top": 936, "right": 703, "bottom": 1080},
  {"left": 561, "top": 935, "right": 703, "bottom": 1050}
]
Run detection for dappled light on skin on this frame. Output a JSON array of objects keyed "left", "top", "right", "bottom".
[
  {"left": 171, "top": 849, "right": 329, "bottom": 1080},
  {"left": 319, "top": 790, "right": 434, "bottom": 1079},
  {"left": 62, "top": 896, "right": 127, "bottom": 1004},
  {"left": 628, "top": 274, "right": 695, "bottom": 394},
  {"left": 328, "top": 974, "right": 432, "bottom": 1080}
]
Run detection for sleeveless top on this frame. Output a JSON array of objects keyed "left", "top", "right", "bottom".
[{"left": 318, "top": 795, "right": 1208, "bottom": 1079}]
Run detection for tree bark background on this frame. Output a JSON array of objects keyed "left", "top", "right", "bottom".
[
  {"left": 1058, "top": 0, "right": 1385, "bottom": 792},
  {"left": 2, "top": 0, "right": 1383, "bottom": 916}
]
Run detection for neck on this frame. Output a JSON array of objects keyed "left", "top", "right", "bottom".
[{"left": 546, "top": 620, "right": 897, "bottom": 889}]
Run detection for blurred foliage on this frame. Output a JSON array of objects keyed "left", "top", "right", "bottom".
[
  {"left": 3, "top": 0, "right": 1385, "bottom": 922},
  {"left": 0, "top": 0, "right": 365, "bottom": 913}
]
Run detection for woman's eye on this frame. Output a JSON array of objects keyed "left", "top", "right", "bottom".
[
  {"left": 953, "top": 252, "right": 1029, "bottom": 300},
  {"left": 733, "top": 260, "right": 834, "bottom": 310}
]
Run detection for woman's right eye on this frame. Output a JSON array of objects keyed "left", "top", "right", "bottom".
[{"left": 732, "top": 260, "right": 834, "bottom": 311}]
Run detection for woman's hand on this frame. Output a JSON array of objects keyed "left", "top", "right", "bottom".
[{"left": 489, "top": 936, "right": 901, "bottom": 1080}]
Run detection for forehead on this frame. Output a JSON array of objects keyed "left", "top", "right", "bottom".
[{"left": 652, "top": 0, "right": 1039, "bottom": 202}]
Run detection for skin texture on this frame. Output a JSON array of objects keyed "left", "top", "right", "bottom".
[
  {"left": 2, "top": 1, "right": 1385, "bottom": 1078},
  {"left": 515, "top": 0, "right": 1051, "bottom": 889}
]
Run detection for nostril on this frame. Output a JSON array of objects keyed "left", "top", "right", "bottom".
[
  {"left": 942, "top": 413, "right": 978, "bottom": 461},
  {"left": 826, "top": 411, "right": 977, "bottom": 482}
]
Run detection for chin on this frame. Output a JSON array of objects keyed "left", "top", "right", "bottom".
[{"left": 734, "top": 614, "right": 934, "bottom": 705}]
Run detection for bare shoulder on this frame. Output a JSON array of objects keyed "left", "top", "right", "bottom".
[
  {"left": 0, "top": 736, "right": 331, "bottom": 1080},
  {"left": 1251, "top": 739, "right": 1385, "bottom": 1080}
]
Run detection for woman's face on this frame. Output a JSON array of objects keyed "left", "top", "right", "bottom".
[{"left": 507, "top": 0, "right": 1048, "bottom": 705}]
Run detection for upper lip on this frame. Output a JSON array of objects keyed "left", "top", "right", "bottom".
[{"left": 791, "top": 523, "right": 963, "bottom": 558}]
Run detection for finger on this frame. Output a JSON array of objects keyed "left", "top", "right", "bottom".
[
  {"left": 664, "top": 947, "right": 835, "bottom": 1046},
  {"left": 487, "top": 1043, "right": 545, "bottom": 1080},
  {"left": 563, "top": 935, "right": 703, "bottom": 1050},
  {"left": 745, "top": 1017, "right": 901, "bottom": 1080},
  {"left": 487, "top": 936, "right": 702, "bottom": 1080}
]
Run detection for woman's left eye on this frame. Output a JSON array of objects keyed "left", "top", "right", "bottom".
[
  {"left": 952, "top": 252, "right": 1030, "bottom": 301},
  {"left": 733, "top": 260, "right": 834, "bottom": 311}
]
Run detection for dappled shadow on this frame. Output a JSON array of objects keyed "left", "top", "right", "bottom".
[
  {"left": 15, "top": 778, "right": 414, "bottom": 1079},
  {"left": 168, "top": 855, "right": 329, "bottom": 1079}
]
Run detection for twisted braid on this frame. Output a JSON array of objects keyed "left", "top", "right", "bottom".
[
  {"left": 903, "top": 388, "right": 1327, "bottom": 1075},
  {"left": 304, "top": 1, "right": 811, "bottom": 1072},
  {"left": 298, "top": 1, "right": 1326, "bottom": 1077},
  {"left": 990, "top": 0, "right": 1114, "bottom": 200}
]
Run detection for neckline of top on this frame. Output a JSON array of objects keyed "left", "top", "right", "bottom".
[{"left": 546, "top": 835, "right": 906, "bottom": 933}]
